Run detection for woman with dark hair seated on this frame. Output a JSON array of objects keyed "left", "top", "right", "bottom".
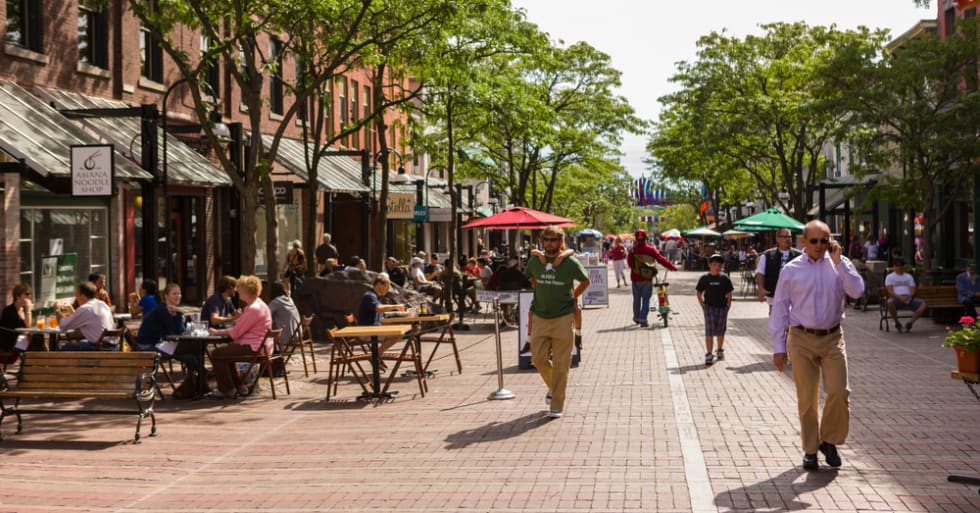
[
  {"left": 0, "top": 283, "right": 34, "bottom": 363},
  {"left": 135, "top": 283, "right": 205, "bottom": 397},
  {"left": 128, "top": 279, "right": 159, "bottom": 316}
]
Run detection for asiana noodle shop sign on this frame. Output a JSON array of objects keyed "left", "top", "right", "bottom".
[{"left": 70, "top": 145, "right": 114, "bottom": 196}]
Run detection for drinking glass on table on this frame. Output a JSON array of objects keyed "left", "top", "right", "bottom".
[
  {"left": 48, "top": 315, "right": 58, "bottom": 329},
  {"left": 36, "top": 318, "right": 44, "bottom": 330}
]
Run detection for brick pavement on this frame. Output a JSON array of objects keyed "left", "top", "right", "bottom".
[{"left": 1, "top": 268, "right": 979, "bottom": 512}]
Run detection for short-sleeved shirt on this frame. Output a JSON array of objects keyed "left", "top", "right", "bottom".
[
  {"left": 357, "top": 290, "right": 383, "bottom": 327},
  {"left": 138, "top": 295, "right": 159, "bottom": 314},
  {"left": 524, "top": 255, "right": 589, "bottom": 319},
  {"left": 696, "top": 273, "right": 734, "bottom": 307},
  {"left": 885, "top": 272, "right": 916, "bottom": 297},
  {"left": 201, "top": 293, "right": 234, "bottom": 327}
]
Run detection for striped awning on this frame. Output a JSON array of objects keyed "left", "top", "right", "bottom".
[{"left": 265, "top": 135, "right": 369, "bottom": 194}]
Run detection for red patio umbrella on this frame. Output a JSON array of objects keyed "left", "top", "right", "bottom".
[{"left": 462, "top": 206, "right": 575, "bottom": 230}]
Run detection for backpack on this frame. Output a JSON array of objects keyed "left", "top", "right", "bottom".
[{"left": 631, "top": 251, "right": 658, "bottom": 279}]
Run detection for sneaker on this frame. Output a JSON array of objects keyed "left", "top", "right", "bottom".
[
  {"left": 716, "top": 349, "right": 725, "bottom": 361},
  {"left": 545, "top": 391, "right": 552, "bottom": 404},
  {"left": 802, "top": 453, "right": 819, "bottom": 470},
  {"left": 638, "top": 321, "right": 649, "bottom": 328},
  {"left": 520, "top": 342, "right": 531, "bottom": 354},
  {"left": 905, "top": 322, "right": 914, "bottom": 333},
  {"left": 894, "top": 321, "right": 903, "bottom": 333},
  {"left": 704, "top": 353, "right": 715, "bottom": 366},
  {"left": 819, "top": 442, "right": 842, "bottom": 468},
  {"left": 547, "top": 410, "right": 563, "bottom": 419}
]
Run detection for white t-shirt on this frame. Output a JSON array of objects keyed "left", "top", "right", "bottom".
[
  {"left": 864, "top": 241, "right": 878, "bottom": 260},
  {"left": 885, "top": 272, "right": 915, "bottom": 296}
]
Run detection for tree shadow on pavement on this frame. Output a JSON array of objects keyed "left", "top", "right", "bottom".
[
  {"left": 444, "top": 411, "right": 552, "bottom": 450},
  {"left": 714, "top": 467, "right": 839, "bottom": 512}
]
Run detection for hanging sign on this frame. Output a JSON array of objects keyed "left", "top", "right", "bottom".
[
  {"left": 70, "top": 145, "right": 114, "bottom": 196},
  {"left": 387, "top": 192, "right": 414, "bottom": 219}
]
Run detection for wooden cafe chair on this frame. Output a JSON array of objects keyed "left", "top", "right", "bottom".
[
  {"left": 235, "top": 328, "right": 290, "bottom": 399},
  {"left": 280, "top": 315, "right": 318, "bottom": 377},
  {"left": 325, "top": 323, "right": 371, "bottom": 400}
]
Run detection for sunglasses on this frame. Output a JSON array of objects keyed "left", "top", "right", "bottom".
[
  {"left": 542, "top": 237, "right": 562, "bottom": 242},
  {"left": 808, "top": 238, "right": 830, "bottom": 245}
]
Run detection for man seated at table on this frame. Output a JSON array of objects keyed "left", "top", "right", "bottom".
[
  {"left": 208, "top": 275, "right": 272, "bottom": 399},
  {"left": 201, "top": 275, "right": 241, "bottom": 329},
  {"left": 358, "top": 274, "right": 406, "bottom": 354},
  {"left": 409, "top": 257, "right": 442, "bottom": 300},
  {"left": 956, "top": 263, "right": 980, "bottom": 318},
  {"left": 885, "top": 257, "right": 927, "bottom": 333},
  {"left": 135, "top": 283, "right": 204, "bottom": 396},
  {"left": 56, "top": 281, "right": 115, "bottom": 351}
]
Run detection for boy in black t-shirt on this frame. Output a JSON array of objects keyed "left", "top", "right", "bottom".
[{"left": 696, "top": 254, "right": 734, "bottom": 366}]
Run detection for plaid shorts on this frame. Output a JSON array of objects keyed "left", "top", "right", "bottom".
[{"left": 703, "top": 304, "right": 729, "bottom": 337}]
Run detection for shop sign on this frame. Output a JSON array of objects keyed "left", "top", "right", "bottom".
[
  {"left": 428, "top": 207, "right": 452, "bottom": 222},
  {"left": 70, "top": 145, "right": 114, "bottom": 197},
  {"left": 387, "top": 192, "right": 414, "bottom": 219},
  {"left": 413, "top": 205, "right": 429, "bottom": 222},
  {"left": 258, "top": 182, "right": 294, "bottom": 205}
]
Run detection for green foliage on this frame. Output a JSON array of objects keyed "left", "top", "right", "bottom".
[{"left": 943, "top": 317, "right": 980, "bottom": 353}]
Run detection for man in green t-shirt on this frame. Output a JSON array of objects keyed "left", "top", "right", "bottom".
[{"left": 524, "top": 225, "right": 590, "bottom": 419}]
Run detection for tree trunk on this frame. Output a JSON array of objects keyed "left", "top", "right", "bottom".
[
  {"left": 446, "top": 97, "right": 457, "bottom": 313},
  {"left": 372, "top": 64, "right": 390, "bottom": 272},
  {"left": 262, "top": 171, "right": 280, "bottom": 283}
]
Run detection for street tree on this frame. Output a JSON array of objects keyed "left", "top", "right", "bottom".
[
  {"left": 829, "top": 17, "right": 980, "bottom": 277},
  {"left": 649, "top": 23, "right": 885, "bottom": 220}
]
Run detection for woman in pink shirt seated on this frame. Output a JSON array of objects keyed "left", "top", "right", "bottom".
[{"left": 208, "top": 275, "right": 272, "bottom": 399}]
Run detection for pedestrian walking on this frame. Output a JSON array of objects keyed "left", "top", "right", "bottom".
[
  {"left": 755, "top": 227, "right": 802, "bottom": 312},
  {"left": 609, "top": 237, "right": 628, "bottom": 288},
  {"left": 696, "top": 254, "right": 733, "bottom": 366},
  {"left": 314, "top": 233, "right": 339, "bottom": 276},
  {"left": 283, "top": 240, "right": 307, "bottom": 294},
  {"left": 627, "top": 229, "right": 676, "bottom": 327},
  {"left": 524, "top": 225, "right": 590, "bottom": 419},
  {"left": 770, "top": 220, "right": 864, "bottom": 470}
]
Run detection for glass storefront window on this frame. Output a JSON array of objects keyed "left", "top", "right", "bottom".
[
  {"left": 254, "top": 195, "right": 303, "bottom": 279},
  {"left": 19, "top": 207, "right": 109, "bottom": 306}
]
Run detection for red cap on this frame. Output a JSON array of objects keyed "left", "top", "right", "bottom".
[{"left": 635, "top": 229, "right": 647, "bottom": 240}]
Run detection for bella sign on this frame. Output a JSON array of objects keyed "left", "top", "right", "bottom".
[
  {"left": 386, "top": 192, "right": 415, "bottom": 219},
  {"left": 70, "top": 145, "right": 114, "bottom": 197}
]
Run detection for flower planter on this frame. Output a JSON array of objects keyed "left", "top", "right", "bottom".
[{"left": 954, "top": 346, "right": 980, "bottom": 374}]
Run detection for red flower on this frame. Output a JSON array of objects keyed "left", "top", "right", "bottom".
[{"left": 959, "top": 316, "right": 976, "bottom": 325}]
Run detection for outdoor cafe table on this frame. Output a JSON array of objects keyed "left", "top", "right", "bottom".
[
  {"left": 334, "top": 324, "right": 411, "bottom": 400},
  {"left": 382, "top": 313, "right": 455, "bottom": 374},
  {"left": 15, "top": 327, "right": 59, "bottom": 351},
  {"left": 163, "top": 334, "right": 232, "bottom": 398}
]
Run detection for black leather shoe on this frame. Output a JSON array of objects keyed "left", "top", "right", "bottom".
[
  {"left": 802, "top": 453, "right": 818, "bottom": 470},
  {"left": 819, "top": 442, "right": 842, "bottom": 468}
]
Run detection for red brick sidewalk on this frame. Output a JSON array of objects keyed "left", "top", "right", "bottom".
[{"left": 1, "top": 269, "right": 978, "bottom": 512}]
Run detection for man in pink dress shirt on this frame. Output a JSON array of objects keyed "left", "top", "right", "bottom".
[{"left": 770, "top": 220, "right": 864, "bottom": 471}]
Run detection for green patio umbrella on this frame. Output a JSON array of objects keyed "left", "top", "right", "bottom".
[{"left": 733, "top": 208, "right": 804, "bottom": 231}]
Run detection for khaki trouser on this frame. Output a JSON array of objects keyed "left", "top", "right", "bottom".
[
  {"left": 787, "top": 327, "right": 851, "bottom": 454},
  {"left": 530, "top": 312, "right": 574, "bottom": 412}
]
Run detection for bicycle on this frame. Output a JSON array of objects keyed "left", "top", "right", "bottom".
[{"left": 651, "top": 270, "right": 672, "bottom": 328}]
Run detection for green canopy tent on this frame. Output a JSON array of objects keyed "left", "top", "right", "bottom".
[{"left": 733, "top": 208, "right": 804, "bottom": 231}]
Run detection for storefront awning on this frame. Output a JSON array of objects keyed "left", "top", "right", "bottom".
[
  {"left": 0, "top": 80, "right": 149, "bottom": 181},
  {"left": 35, "top": 86, "right": 230, "bottom": 187},
  {"left": 806, "top": 188, "right": 845, "bottom": 217},
  {"left": 265, "top": 135, "right": 370, "bottom": 194}
]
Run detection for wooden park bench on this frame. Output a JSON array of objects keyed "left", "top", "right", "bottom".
[
  {"left": 879, "top": 285, "right": 962, "bottom": 331},
  {"left": 0, "top": 351, "right": 160, "bottom": 443}
]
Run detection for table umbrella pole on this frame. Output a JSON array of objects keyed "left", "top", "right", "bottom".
[{"left": 488, "top": 297, "right": 515, "bottom": 400}]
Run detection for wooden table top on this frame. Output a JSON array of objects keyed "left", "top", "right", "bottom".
[
  {"left": 382, "top": 314, "right": 450, "bottom": 324},
  {"left": 335, "top": 325, "right": 411, "bottom": 338}
]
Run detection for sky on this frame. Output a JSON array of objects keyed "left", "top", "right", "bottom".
[{"left": 509, "top": 0, "right": 937, "bottom": 178}]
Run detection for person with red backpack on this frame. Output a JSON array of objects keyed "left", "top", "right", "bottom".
[{"left": 628, "top": 230, "right": 677, "bottom": 327}]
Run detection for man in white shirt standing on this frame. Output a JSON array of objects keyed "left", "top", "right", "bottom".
[
  {"left": 56, "top": 281, "right": 116, "bottom": 350},
  {"left": 770, "top": 220, "right": 864, "bottom": 471},
  {"left": 755, "top": 228, "right": 803, "bottom": 312},
  {"left": 884, "top": 257, "right": 927, "bottom": 333}
]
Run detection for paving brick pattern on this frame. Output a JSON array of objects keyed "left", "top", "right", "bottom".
[{"left": 1, "top": 269, "right": 978, "bottom": 512}]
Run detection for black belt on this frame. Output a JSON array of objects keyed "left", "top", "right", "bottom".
[{"left": 792, "top": 325, "right": 840, "bottom": 336}]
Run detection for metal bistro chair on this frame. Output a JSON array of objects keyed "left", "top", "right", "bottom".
[
  {"left": 235, "top": 328, "right": 290, "bottom": 399},
  {"left": 325, "top": 324, "right": 371, "bottom": 400},
  {"left": 94, "top": 327, "right": 126, "bottom": 351},
  {"left": 281, "top": 315, "right": 318, "bottom": 377}
]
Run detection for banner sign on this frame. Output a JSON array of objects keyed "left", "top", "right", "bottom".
[
  {"left": 39, "top": 253, "right": 77, "bottom": 305},
  {"left": 428, "top": 207, "right": 452, "bottom": 222},
  {"left": 70, "top": 145, "right": 114, "bottom": 196}
]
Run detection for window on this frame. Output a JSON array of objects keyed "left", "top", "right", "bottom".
[
  {"left": 139, "top": 0, "right": 163, "bottom": 81},
  {"left": 945, "top": 7, "right": 956, "bottom": 38},
  {"left": 337, "top": 77, "right": 348, "bottom": 145},
  {"left": 295, "top": 57, "right": 306, "bottom": 121},
  {"left": 269, "top": 38, "right": 283, "bottom": 115},
  {"left": 363, "top": 85, "right": 372, "bottom": 153},
  {"left": 200, "top": 35, "right": 219, "bottom": 97},
  {"left": 350, "top": 79, "right": 359, "bottom": 147},
  {"left": 6, "top": 0, "right": 43, "bottom": 52},
  {"left": 20, "top": 207, "right": 108, "bottom": 304},
  {"left": 77, "top": 2, "right": 107, "bottom": 68}
]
